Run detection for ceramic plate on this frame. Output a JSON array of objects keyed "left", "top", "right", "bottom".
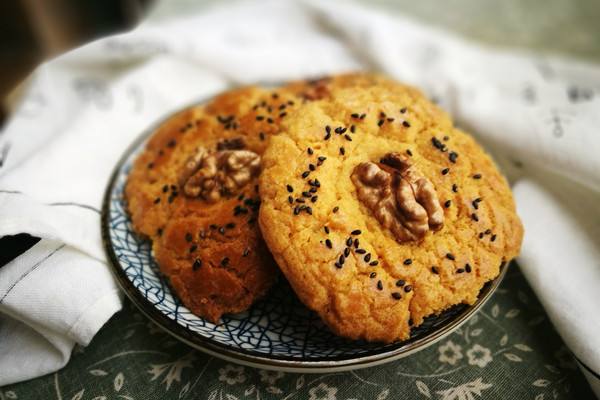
[{"left": 101, "top": 104, "right": 508, "bottom": 373}]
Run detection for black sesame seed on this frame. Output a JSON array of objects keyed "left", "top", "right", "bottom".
[
  {"left": 325, "top": 239, "right": 332, "bottom": 249},
  {"left": 225, "top": 222, "right": 235, "bottom": 229},
  {"left": 325, "top": 125, "right": 331, "bottom": 134},
  {"left": 318, "top": 156, "right": 327, "bottom": 163},
  {"left": 444, "top": 200, "right": 452, "bottom": 208},
  {"left": 409, "top": 318, "right": 414, "bottom": 326},
  {"left": 243, "top": 248, "right": 250, "bottom": 257},
  {"left": 279, "top": 112, "right": 287, "bottom": 118},
  {"left": 351, "top": 113, "right": 360, "bottom": 118},
  {"left": 406, "top": 149, "right": 413, "bottom": 156},
  {"left": 259, "top": 132, "right": 266, "bottom": 141},
  {"left": 344, "top": 134, "right": 352, "bottom": 141},
  {"left": 302, "top": 191, "right": 311, "bottom": 198},
  {"left": 387, "top": 118, "right": 395, "bottom": 122},
  {"left": 441, "top": 168, "right": 450, "bottom": 175},
  {"left": 210, "top": 224, "right": 218, "bottom": 230},
  {"left": 449, "top": 152, "right": 458, "bottom": 163},
  {"left": 350, "top": 125, "right": 356, "bottom": 133},
  {"left": 218, "top": 226, "right": 226, "bottom": 235},
  {"left": 267, "top": 118, "right": 274, "bottom": 124},
  {"left": 294, "top": 206, "right": 300, "bottom": 215},
  {"left": 403, "top": 259, "right": 412, "bottom": 265},
  {"left": 392, "top": 292, "right": 402, "bottom": 300},
  {"left": 370, "top": 272, "right": 377, "bottom": 279},
  {"left": 309, "top": 187, "right": 317, "bottom": 193},
  {"left": 185, "top": 233, "right": 193, "bottom": 242},
  {"left": 431, "top": 137, "right": 445, "bottom": 151},
  {"left": 396, "top": 279, "right": 405, "bottom": 287},
  {"left": 402, "top": 121, "right": 411, "bottom": 128},
  {"left": 471, "top": 213, "right": 479, "bottom": 222},
  {"left": 485, "top": 229, "right": 492, "bottom": 234},
  {"left": 465, "top": 263, "right": 472, "bottom": 273},
  {"left": 301, "top": 171, "right": 310, "bottom": 178},
  {"left": 446, "top": 253, "right": 455, "bottom": 260},
  {"left": 369, "top": 260, "right": 379, "bottom": 266},
  {"left": 167, "top": 139, "right": 176, "bottom": 148},
  {"left": 333, "top": 206, "right": 339, "bottom": 213},
  {"left": 311, "top": 196, "right": 318, "bottom": 203},
  {"left": 162, "top": 185, "right": 169, "bottom": 193},
  {"left": 221, "top": 257, "right": 229, "bottom": 267},
  {"left": 189, "top": 245, "right": 197, "bottom": 253},
  {"left": 307, "top": 147, "right": 314, "bottom": 155},
  {"left": 431, "top": 266, "right": 439, "bottom": 274},
  {"left": 472, "top": 200, "right": 479, "bottom": 209},
  {"left": 404, "top": 285, "right": 412, "bottom": 293},
  {"left": 344, "top": 248, "right": 350, "bottom": 257},
  {"left": 157, "top": 228, "right": 163, "bottom": 236},
  {"left": 193, "top": 259, "right": 202, "bottom": 270},
  {"left": 324, "top": 132, "right": 331, "bottom": 140},
  {"left": 288, "top": 196, "right": 293, "bottom": 204},
  {"left": 338, "top": 254, "right": 345, "bottom": 265},
  {"left": 309, "top": 164, "right": 316, "bottom": 171},
  {"left": 377, "top": 119, "right": 384, "bottom": 127},
  {"left": 479, "top": 232, "right": 485, "bottom": 239},
  {"left": 377, "top": 280, "right": 383, "bottom": 290},
  {"left": 456, "top": 268, "right": 465, "bottom": 273},
  {"left": 286, "top": 184, "right": 294, "bottom": 193},
  {"left": 356, "top": 249, "right": 366, "bottom": 254},
  {"left": 443, "top": 135, "right": 450, "bottom": 141},
  {"left": 339, "top": 147, "right": 345, "bottom": 155},
  {"left": 400, "top": 107, "right": 407, "bottom": 113},
  {"left": 154, "top": 197, "right": 161, "bottom": 204},
  {"left": 473, "top": 173, "right": 482, "bottom": 179},
  {"left": 346, "top": 237, "right": 353, "bottom": 246},
  {"left": 364, "top": 253, "right": 371, "bottom": 262},
  {"left": 452, "top": 184, "right": 458, "bottom": 193},
  {"left": 351, "top": 229, "right": 361, "bottom": 235},
  {"left": 354, "top": 239, "right": 359, "bottom": 248},
  {"left": 491, "top": 234, "right": 497, "bottom": 242},
  {"left": 256, "top": 116, "right": 264, "bottom": 121},
  {"left": 379, "top": 111, "right": 386, "bottom": 118},
  {"left": 306, "top": 206, "right": 313, "bottom": 215},
  {"left": 324, "top": 226, "right": 330, "bottom": 234},
  {"left": 334, "top": 126, "right": 343, "bottom": 134},
  {"left": 168, "top": 196, "right": 174, "bottom": 204}
]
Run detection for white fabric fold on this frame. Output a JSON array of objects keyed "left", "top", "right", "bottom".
[{"left": 0, "top": 0, "right": 598, "bottom": 392}]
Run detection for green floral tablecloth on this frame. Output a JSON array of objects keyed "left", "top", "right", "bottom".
[{"left": 2, "top": 264, "right": 594, "bottom": 399}]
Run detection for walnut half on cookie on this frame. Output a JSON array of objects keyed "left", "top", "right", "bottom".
[
  {"left": 181, "top": 143, "right": 261, "bottom": 202},
  {"left": 351, "top": 152, "right": 444, "bottom": 242}
]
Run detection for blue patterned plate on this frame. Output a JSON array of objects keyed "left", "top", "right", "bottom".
[{"left": 101, "top": 105, "right": 508, "bottom": 373}]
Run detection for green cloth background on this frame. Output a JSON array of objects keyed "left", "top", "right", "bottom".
[{"left": 2, "top": 0, "right": 598, "bottom": 399}]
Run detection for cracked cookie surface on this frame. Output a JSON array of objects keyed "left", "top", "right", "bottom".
[{"left": 258, "top": 76, "right": 523, "bottom": 342}]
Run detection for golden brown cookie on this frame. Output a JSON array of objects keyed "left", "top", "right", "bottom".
[
  {"left": 258, "top": 76, "right": 523, "bottom": 342},
  {"left": 124, "top": 75, "right": 382, "bottom": 322}
]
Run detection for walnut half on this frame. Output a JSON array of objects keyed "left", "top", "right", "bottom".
[
  {"left": 181, "top": 140, "right": 260, "bottom": 202},
  {"left": 351, "top": 153, "right": 443, "bottom": 242}
]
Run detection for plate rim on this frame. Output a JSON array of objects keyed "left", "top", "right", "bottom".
[{"left": 101, "top": 101, "right": 508, "bottom": 372}]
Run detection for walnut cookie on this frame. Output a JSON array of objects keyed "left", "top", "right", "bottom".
[
  {"left": 124, "top": 74, "right": 389, "bottom": 322},
  {"left": 258, "top": 76, "right": 523, "bottom": 343}
]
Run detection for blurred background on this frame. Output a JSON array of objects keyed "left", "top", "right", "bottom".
[{"left": 2, "top": 0, "right": 600, "bottom": 128}]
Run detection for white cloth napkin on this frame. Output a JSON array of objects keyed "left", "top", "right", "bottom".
[{"left": 0, "top": 0, "right": 598, "bottom": 392}]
